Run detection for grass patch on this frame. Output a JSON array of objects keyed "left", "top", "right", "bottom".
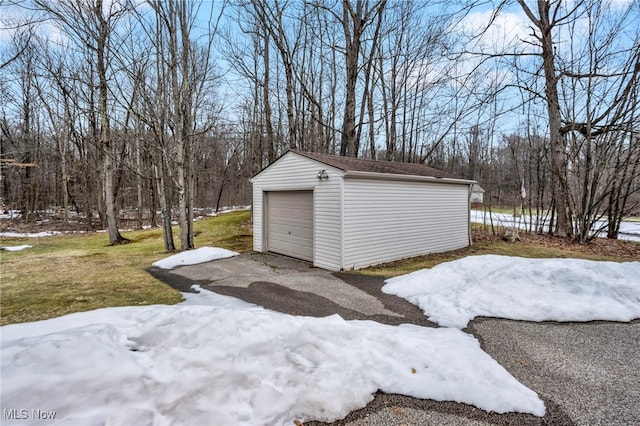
[
  {"left": 2, "top": 208, "right": 636, "bottom": 324},
  {"left": 0, "top": 210, "right": 252, "bottom": 325}
]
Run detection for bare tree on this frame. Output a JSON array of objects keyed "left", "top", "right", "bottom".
[
  {"left": 516, "top": 0, "right": 640, "bottom": 241},
  {"left": 33, "top": 0, "right": 133, "bottom": 244},
  {"left": 249, "top": 0, "right": 301, "bottom": 150},
  {"left": 1, "top": 27, "right": 43, "bottom": 222},
  {"left": 146, "top": 0, "right": 223, "bottom": 250},
  {"left": 338, "top": 0, "right": 387, "bottom": 157},
  {"left": 516, "top": 0, "right": 575, "bottom": 237}
]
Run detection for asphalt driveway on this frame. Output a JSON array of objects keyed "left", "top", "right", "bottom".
[{"left": 149, "top": 253, "right": 640, "bottom": 426}]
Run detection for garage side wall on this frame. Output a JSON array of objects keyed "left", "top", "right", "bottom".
[
  {"left": 342, "top": 178, "right": 470, "bottom": 269},
  {"left": 252, "top": 153, "right": 343, "bottom": 270}
]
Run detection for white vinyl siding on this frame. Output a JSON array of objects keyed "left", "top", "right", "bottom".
[
  {"left": 253, "top": 151, "right": 473, "bottom": 271},
  {"left": 252, "top": 153, "right": 343, "bottom": 270},
  {"left": 342, "top": 178, "right": 469, "bottom": 269}
]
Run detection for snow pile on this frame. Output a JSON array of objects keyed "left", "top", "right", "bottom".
[
  {"left": 383, "top": 255, "right": 640, "bottom": 328},
  {"left": 1, "top": 301, "right": 545, "bottom": 425},
  {"left": 152, "top": 246, "right": 238, "bottom": 269},
  {"left": 0, "top": 244, "right": 32, "bottom": 251}
]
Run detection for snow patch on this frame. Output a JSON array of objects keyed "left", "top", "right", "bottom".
[
  {"left": 470, "top": 210, "right": 640, "bottom": 242},
  {"left": 1, "top": 304, "right": 545, "bottom": 424},
  {"left": 152, "top": 247, "right": 238, "bottom": 269},
  {"left": 383, "top": 255, "right": 640, "bottom": 328},
  {"left": 1, "top": 244, "right": 32, "bottom": 251},
  {"left": 180, "top": 285, "right": 258, "bottom": 309},
  {"left": 0, "top": 231, "right": 61, "bottom": 238}
]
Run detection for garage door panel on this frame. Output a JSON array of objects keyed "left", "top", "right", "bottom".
[
  {"left": 289, "top": 227, "right": 312, "bottom": 239},
  {"left": 267, "top": 191, "right": 313, "bottom": 261}
]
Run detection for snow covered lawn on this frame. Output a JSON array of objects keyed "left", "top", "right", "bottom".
[{"left": 383, "top": 255, "right": 640, "bottom": 328}]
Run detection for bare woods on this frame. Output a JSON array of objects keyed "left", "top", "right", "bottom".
[{"left": 1, "top": 0, "right": 638, "bottom": 248}]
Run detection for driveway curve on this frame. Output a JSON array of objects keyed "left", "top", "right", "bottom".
[{"left": 149, "top": 253, "right": 639, "bottom": 426}]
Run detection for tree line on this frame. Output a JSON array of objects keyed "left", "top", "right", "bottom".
[{"left": 1, "top": 0, "right": 638, "bottom": 249}]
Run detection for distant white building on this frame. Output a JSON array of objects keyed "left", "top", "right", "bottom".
[
  {"left": 251, "top": 150, "right": 476, "bottom": 271},
  {"left": 470, "top": 184, "right": 485, "bottom": 205}
]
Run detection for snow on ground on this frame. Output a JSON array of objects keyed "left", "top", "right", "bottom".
[
  {"left": 471, "top": 210, "right": 640, "bottom": 242},
  {"left": 152, "top": 247, "right": 239, "bottom": 269},
  {"left": 204, "top": 205, "right": 252, "bottom": 217},
  {"left": 0, "top": 244, "right": 32, "bottom": 251},
  {"left": 181, "top": 284, "right": 259, "bottom": 309},
  {"left": 0, "top": 296, "right": 545, "bottom": 425},
  {"left": 383, "top": 255, "right": 640, "bottom": 328},
  {"left": 13, "top": 250, "right": 637, "bottom": 424},
  {"left": 0, "top": 210, "right": 21, "bottom": 220},
  {"left": 0, "top": 231, "right": 61, "bottom": 238}
]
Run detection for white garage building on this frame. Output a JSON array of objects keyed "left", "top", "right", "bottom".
[{"left": 251, "top": 150, "right": 475, "bottom": 271}]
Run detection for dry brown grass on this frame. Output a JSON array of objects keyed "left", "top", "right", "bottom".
[
  {"left": 0, "top": 210, "right": 252, "bottom": 325},
  {"left": 357, "top": 229, "right": 640, "bottom": 278}
]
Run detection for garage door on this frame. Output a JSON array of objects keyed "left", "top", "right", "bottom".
[{"left": 267, "top": 191, "right": 313, "bottom": 261}]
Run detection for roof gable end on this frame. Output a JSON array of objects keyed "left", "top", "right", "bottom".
[{"left": 251, "top": 150, "right": 346, "bottom": 181}]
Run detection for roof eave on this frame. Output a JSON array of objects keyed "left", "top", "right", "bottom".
[{"left": 344, "top": 170, "right": 476, "bottom": 185}]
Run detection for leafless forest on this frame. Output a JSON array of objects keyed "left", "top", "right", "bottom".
[{"left": 1, "top": 0, "right": 639, "bottom": 249}]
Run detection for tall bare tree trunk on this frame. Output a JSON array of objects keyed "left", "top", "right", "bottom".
[
  {"left": 339, "top": 0, "right": 361, "bottom": 157},
  {"left": 178, "top": 1, "right": 194, "bottom": 250},
  {"left": 263, "top": 29, "right": 275, "bottom": 162},
  {"left": 95, "top": 0, "right": 126, "bottom": 245},
  {"left": 135, "top": 136, "right": 144, "bottom": 230},
  {"left": 338, "top": 0, "right": 387, "bottom": 157},
  {"left": 518, "top": 0, "right": 572, "bottom": 237},
  {"left": 154, "top": 160, "right": 175, "bottom": 252}
]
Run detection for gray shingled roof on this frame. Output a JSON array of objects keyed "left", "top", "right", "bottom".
[{"left": 292, "top": 150, "right": 468, "bottom": 181}]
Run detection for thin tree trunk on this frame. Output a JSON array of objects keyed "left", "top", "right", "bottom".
[
  {"left": 96, "top": 0, "right": 125, "bottom": 245},
  {"left": 262, "top": 29, "right": 275, "bottom": 162},
  {"left": 135, "top": 136, "right": 144, "bottom": 230},
  {"left": 156, "top": 160, "right": 175, "bottom": 252},
  {"left": 340, "top": 0, "right": 360, "bottom": 157}
]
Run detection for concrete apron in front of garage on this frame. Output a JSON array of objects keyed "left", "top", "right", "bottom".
[
  {"left": 150, "top": 252, "right": 434, "bottom": 327},
  {"left": 148, "top": 254, "right": 639, "bottom": 426}
]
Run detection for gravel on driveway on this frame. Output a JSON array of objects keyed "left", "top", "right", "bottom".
[{"left": 468, "top": 318, "right": 640, "bottom": 426}]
